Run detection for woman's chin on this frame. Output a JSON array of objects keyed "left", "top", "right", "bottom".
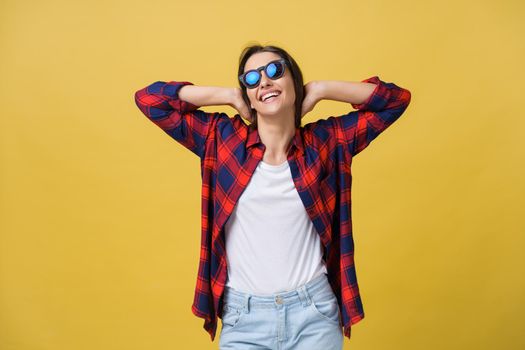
[
  {"left": 258, "top": 101, "right": 286, "bottom": 114},
  {"left": 254, "top": 100, "right": 294, "bottom": 119}
]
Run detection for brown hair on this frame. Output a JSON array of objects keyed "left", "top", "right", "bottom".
[{"left": 237, "top": 44, "right": 305, "bottom": 129}]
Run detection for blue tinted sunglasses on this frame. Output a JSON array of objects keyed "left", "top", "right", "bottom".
[{"left": 238, "top": 58, "right": 287, "bottom": 89}]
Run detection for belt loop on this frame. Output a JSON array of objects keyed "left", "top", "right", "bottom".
[
  {"left": 298, "top": 285, "right": 311, "bottom": 306},
  {"left": 244, "top": 294, "right": 251, "bottom": 313}
]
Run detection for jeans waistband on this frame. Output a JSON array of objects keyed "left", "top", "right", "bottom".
[{"left": 222, "top": 272, "right": 332, "bottom": 312}]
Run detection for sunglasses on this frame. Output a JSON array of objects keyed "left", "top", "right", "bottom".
[{"left": 238, "top": 58, "right": 287, "bottom": 89}]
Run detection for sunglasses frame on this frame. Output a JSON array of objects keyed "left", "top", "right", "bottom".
[{"left": 238, "top": 58, "right": 287, "bottom": 89}]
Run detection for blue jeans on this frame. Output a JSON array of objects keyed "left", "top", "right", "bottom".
[{"left": 219, "top": 272, "right": 343, "bottom": 350}]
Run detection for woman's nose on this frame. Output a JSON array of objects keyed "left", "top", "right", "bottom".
[{"left": 260, "top": 72, "right": 271, "bottom": 87}]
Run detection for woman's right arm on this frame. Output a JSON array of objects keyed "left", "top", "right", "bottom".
[
  {"left": 177, "top": 84, "right": 234, "bottom": 107},
  {"left": 134, "top": 81, "right": 237, "bottom": 158},
  {"left": 179, "top": 85, "right": 252, "bottom": 122}
]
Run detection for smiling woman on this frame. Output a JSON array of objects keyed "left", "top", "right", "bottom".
[
  {"left": 237, "top": 46, "right": 306, "bottom": 131},
  {"left": 133, "top": 42, "right": 411, "bottom": 348}
]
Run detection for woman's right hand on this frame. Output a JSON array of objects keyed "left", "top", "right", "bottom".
[{"left": 229, "top": 88, "right": 254, "bottom": 122}]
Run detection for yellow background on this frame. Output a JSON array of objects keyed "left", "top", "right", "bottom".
[{"left": 1, "top": 0, "right": 524, "bottom": 349}]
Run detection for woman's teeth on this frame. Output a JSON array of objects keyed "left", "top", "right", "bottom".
[{"left": 262, "top": 94, "right": 280, "bottom": 103}]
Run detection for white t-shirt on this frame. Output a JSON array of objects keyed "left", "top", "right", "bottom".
[{"left": 224, "top": 159, "right": 328, "bottom": 296}]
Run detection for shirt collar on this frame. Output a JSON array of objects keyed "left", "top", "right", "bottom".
[{"left": 246, "top": 125, "right": 305, "bottom": 157}]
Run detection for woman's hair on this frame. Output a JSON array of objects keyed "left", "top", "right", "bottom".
[{"left": 237, "top": 44, "right": 305, "bottom": 129}]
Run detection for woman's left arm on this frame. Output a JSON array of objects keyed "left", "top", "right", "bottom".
[
  {"left": 301, "top": 80, "right": 376, "bottom": 118},
  {"left": 301, "top": 76, "right": 412, "bottom": 156},
  {"left": 321, "top": 80, "right": 378, "bottom": 104}
]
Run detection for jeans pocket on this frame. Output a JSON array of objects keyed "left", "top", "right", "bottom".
[
  {"left": 221, "top": 304, "right": 244, "bottom": 329},
  {"left": 310, "top": 293, "right": 341, "bottom": 326}
]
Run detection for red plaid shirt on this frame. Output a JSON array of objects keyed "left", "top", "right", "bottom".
[{"left": 134, "top": 76, "right": 411, "bottom": 341}]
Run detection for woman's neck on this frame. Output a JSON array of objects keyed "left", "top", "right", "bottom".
[{"left": 256, "top": 114, "right": 296, "bottom": 161}]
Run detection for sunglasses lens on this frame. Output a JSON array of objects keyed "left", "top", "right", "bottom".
[
  {"left": 244, "top": 71, "right": 260, "bottom": 87},
  {"left": 266, "top": 61, "right": 283, "bottom": 78}
]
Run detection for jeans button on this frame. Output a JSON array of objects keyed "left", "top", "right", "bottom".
[{"left": 275, "top": 296, "right": 283, "bottom": 304}]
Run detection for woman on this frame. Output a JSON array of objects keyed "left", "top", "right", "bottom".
[{"left": 134, "top": 44, "right": 411, "bottom": 349}]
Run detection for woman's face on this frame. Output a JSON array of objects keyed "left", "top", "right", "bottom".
[{"left": 243, "top": 52, "right": 296, "bottom": 119}]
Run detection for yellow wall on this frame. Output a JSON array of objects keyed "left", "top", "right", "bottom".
[{"left": 1, "top": 0, "right": 524, "bottom": 349}]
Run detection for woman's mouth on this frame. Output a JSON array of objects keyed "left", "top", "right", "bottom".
[{"left": 261, "top": 92, "right": 281, "bottom": 104}]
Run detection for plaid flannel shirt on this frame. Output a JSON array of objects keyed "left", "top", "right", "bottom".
[{"left": 134, "top": 75, "right": 411, "bottom": 341}]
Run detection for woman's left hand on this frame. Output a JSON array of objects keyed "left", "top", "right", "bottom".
[{"left": 301, "top": 81, "right": 323, "bottom": 118}]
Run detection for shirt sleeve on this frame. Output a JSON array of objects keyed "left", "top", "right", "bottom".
[
  {"left": 335, "top": 76, "right": 412, "bottom": 156},
  {"left": 134, "top": 80, "right": 218, "bottom": 159}
]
